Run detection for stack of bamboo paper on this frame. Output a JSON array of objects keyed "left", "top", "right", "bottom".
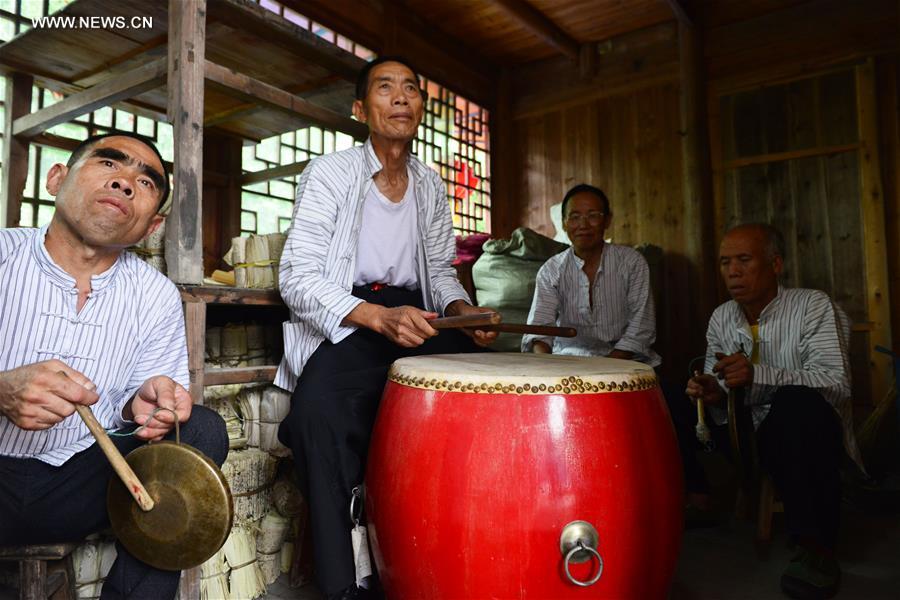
[
  {"left": 221, "top": 448, "right": 278, "bottom": 523},
  {"left": 73, "top": 534, "right": 117, "bottom": 600},
  {"left": 206, "top": 324, "right": 282, "bottom": 369},
  {"left": 225, "top": 233, "right": 287, "bottom": 289},
  {"left": 259, "top": 386, "right": 291, "bottom": 455},
  {"left": 128, "top": 218, "right": 166, "bottom": 273}
]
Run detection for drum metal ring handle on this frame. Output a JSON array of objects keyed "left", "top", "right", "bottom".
[{"left": 560, "top": 520, "right": 603, "bottom": 587}]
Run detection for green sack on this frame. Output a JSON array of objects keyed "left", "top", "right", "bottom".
[{"left": 473, "top": 228, "right": 568, "bottom": 351}]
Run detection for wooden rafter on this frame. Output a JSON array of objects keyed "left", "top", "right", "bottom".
[
  {"left": 12, "top": 59, "right": 167, "bottom": 138},
  {"left": 491, "top": 0, "right": 580, "bottom": 60}
]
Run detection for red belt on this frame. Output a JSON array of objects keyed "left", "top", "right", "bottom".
[{"left": 369, "top": 282, "right": 388, "bottom": 291}]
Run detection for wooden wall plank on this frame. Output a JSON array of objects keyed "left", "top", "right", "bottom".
[
  {"left": 0, "top": 74, "right": 32, "bottom": 228},
  {"left": 856, "top": 61, "right": 894, "bottom": 406},
  {"left": 876, "top": 56, "right": 900, "bottom": 351},
  {"left": 165, "top": 0, "right": 206, "bottom": 285}
]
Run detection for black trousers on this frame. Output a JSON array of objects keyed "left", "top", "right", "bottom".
[
  {"left": 667, "top": 385, "right": 844, "bottom": 547},
  {"left": 0, "top": 406, "right": 228, "bottom": 599},
  {"left": 279, "top": 286, "right": 481, "bottom": 596}
]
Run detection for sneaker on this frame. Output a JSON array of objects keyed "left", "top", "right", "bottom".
[{"left": 780, "top": 546, "right": 841, "bottom": 599}]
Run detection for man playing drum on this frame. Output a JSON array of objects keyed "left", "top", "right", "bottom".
[
  {"left": 276, "top": 56, "right": 498, "bottom": 600},
  {"left": 0, "top": 133, "right": 228, "bottom": 599},
  {"left": 522, "top": 183, "right": 659, "bottom": 366},
  {"left": 684, "top": 223, "right": 859, "bottom": 600}
]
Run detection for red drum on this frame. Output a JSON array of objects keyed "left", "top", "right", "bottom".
[{"left": 365, "top": 353, "right": 683, "bottom": 599}]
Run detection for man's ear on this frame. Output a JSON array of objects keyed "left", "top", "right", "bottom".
[
  {"left": 144, "top": 214, "right": 164, "bottom": 239},
  {"left": 352, "top": 99, "right": 367, "bottom": 123},
  {"left": 45, "top": 163, "right": 68, "bottom": 197},
  {"left": 772, "top": 254, "right": 784, "bottom": 277}
]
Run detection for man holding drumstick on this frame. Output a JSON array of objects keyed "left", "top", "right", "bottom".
[
  {"left": 276, "top": 56, "right": 497, "bottom": 600},
  {"left": 522, "top": 183, "right": 659, "bottom": 366}
]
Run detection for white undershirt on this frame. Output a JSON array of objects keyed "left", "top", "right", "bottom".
[{"left": 353, "top": 173, "right": 419, "bottom": 289}]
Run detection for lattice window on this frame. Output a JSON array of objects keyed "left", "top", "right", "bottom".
[
  {"left": 1, "top": 1, "right": 172, "bottom": 228},
  {"left": 241, "top": 1, "right": 492, "bottom": 236},
  {"left": 415, "top": 78, "right": 491, "bottom": 234}
]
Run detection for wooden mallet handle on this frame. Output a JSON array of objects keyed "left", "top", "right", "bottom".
[
  {"left": 74, "top": 404, "right": 155, "bottom": 512},
  {"left": 429, "top": 313, "right": 502, "bottom": 329},
  {"left": 480, "top": 324, "right": 577, "bottom": 337}
]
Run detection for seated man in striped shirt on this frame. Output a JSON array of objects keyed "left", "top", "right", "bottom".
[
  {"left": 522, "top": 183, "right": 660, "bottom": 366},
  {"left": 0, "top": 133, "right": 227, "bottom": 599},
  {"left": 685, "top": 223, "right": 857, "bottom": 600},
  {"left": 275, "top": 56, "right": 497, "bottom": 600}
]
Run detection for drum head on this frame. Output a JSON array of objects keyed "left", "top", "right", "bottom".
[
  {"left": 107, "top": 442, "right": 233, "bottom": 571},
  {"left": 388, "top": 352, "right": 657, "bottom": 394}
]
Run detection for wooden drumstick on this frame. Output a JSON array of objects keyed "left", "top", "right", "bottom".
[
  {"left": 692, "top": 370, "right": 712, "bottom": 445},
  {"left": 429, "top": 313, "right": 502, "bottom": 329},
  {"left": 480, "top": 323, "right": 577, "bottom": 337},
  {"left": 74, "top": 404, "right": 155, "bottom": 512}
]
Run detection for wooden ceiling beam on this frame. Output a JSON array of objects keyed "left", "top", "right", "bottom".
[{"left": 491, "top": 0, "right": 580, "bottom": 60}]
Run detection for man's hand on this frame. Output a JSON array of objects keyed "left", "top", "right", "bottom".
[
  {"left": 444, "top": 300, "right": 499, "bottom": 348},
  {"left": 0, "top": 360, "right": 99, "bottom": 430},
  {"left": 608, "top": 349, "right": 635, "bottom": 360},
  {"left": 124, "top": 376, "right": 192, "bottom": 441},
  {"left": 712, "top": 351, "right": 753, "bottom": 388},
  {"left": 376, "top": 305, "right": 439, "bottom": 348},
  {"left": 532, "top": 340, "right": 552, "bottom": 354},
  {"left": 685, "top": 373, "right": 726, "bottom": 405}
]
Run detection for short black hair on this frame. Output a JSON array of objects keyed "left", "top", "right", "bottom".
[
  {"left": 355, "top": 55, "right": 425, "bottom": 101},
  {"left": 66, "top": 132, "right": 170, "bottom": 209},
  {"left": 728, "top": 223, "right": 786, "bottom": 261},
  {"left": 562, "top": 184, "right": 611, "bottom": 218}
]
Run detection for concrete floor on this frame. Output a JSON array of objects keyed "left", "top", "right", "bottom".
[{"left": 3, "top": 487, "right": 897, "bottom": 599}]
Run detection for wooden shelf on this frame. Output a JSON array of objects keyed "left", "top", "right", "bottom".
[
  {"left": 204, "top": 365, "right": 278, "bottom": 386},
  {"left": 179, "top": 285, "right": 284, "bottom": 306}
]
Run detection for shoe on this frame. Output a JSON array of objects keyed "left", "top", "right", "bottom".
[{"left": 780, "top": 546, "right": 841, "bottom": 599}]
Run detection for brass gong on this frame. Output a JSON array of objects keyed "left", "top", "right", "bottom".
[{"left": 107, "top": 441, "right": 234, "bottom": 571}]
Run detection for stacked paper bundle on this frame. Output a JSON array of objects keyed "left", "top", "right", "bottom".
[
  {"left": 259, "top": 386, "right": 291, "bottom": 455},
  {"left": 128, "top": 218, "right": 166, "bottom": 273},
  {"left": 73, "top": 535, "right": 117, "bottom": 600},
  {"left": 221, "top": 448, "right": 278, "bottom": 523},
  {"left": 222, "top": 525, "right": 266, "bottom": 600},
  {"left": 256, "top": 511, "right": 292, "bottom": 585},
  {"left": 226, "top": 233, "right": 287, "bottom": 290}
]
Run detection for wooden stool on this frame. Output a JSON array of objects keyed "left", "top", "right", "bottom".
[{"left": 0, "top": 544, "right": 77, "bottom": 600}]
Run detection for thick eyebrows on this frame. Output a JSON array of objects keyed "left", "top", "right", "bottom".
[{"left": 90, "top": 147, "right": 165, "bottom": 191}]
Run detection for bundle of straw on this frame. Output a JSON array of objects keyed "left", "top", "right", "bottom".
[
  {"left": 128, "top": 219, "right": 167, "bottom": 274},
  {"left": 246, "top": 324, "right": 267, "bottom": 366},
  {"left": 199, "top": 547, "right": 229, "bottom": 600},
  {"left": 223, "top": 525, "right": 266, "bottom": 600},
  {"left": 203, "top": 393, "right": 246, "bottom": 449}
]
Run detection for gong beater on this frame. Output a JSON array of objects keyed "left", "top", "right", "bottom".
[{"left": 76, "top": 404, "right": 233, "bottom": 571}]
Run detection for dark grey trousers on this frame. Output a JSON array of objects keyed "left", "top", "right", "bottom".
[{"left": 0, "top": 405, "right": 228, "bottom": 599}]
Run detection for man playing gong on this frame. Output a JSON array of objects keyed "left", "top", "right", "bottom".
[{"left": 0, "top": 133, "right": 228, "bottom": 599}]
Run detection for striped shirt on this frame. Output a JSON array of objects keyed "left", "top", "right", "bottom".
[
  {"left": 522, "top": 245, "right": 660, "bottom": 366},
  {"left": 276, "top": 139, "right": 470, "bottom": 391},
  {"left": 0, "top": 226, "right": 188, "bottom": 466},
  {"left": 703, "top": 286, "right": 862, "bottom": 467}
]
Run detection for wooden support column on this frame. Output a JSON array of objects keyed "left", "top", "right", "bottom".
[
  {"left": 677, "top": 18, "right": 715, "bottom": 359},
  {"left": 203, "top": 131, "right": 243, "bottom": 274},
  {"left": 877, "top": 56, "right": 900, "bottom": 350},
  {"left": 184, "top": 298, "right": 207, "bottom": 406},
  {"left": 489, "top": 69, "right": 517, "bottom": 238},
  {"left": 166, "top": 0, "right": 206, "bottom": 284},
  {"left": 1, "top": 74, "right": 33, "bottom": 228},
  {"left": 856, "top": 60, "right": 894, "bottom": 407}
]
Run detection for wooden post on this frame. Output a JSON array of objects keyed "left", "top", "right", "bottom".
[
  {"left": 183, "top": 299, "right": 207, "bottom": 407},
  {"left": 166, "top": 0, "right": 206, "bottom": 284},
  {"left": 489, "top": 68, "right": 516, "bottom": 238},
  {"left": 856, "top": 60, "right": 894, "bottom": 407},
  {"left": 677, "top": 18, "right": 716, "bottom": 361},
  {"left": 1, "top": 73, "right": 33, "bottom": 228}
]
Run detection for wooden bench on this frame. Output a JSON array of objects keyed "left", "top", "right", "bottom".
[{"left": 0, "top": 545, "right": 77, "bottom": 600}]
